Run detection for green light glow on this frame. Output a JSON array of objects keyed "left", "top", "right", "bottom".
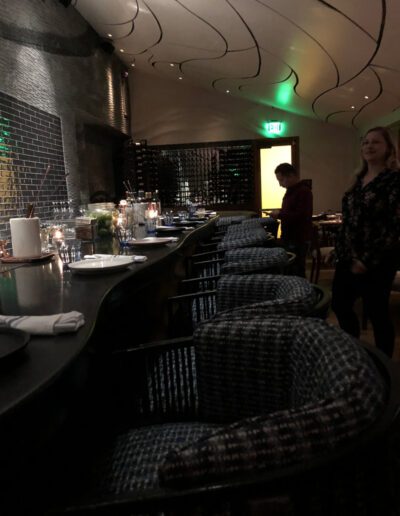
[
  {"left": 262, "top": 120, "right": 286, "bottom": 138},
  {"left": 276, "top": 83, "right": 292, "bottom": 107}
]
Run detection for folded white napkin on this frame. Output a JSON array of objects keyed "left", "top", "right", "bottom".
[{"left": 0, "top": 311, "right": 85, "bottom": 335}]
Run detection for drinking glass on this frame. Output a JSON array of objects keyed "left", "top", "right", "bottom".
[
  {"left": 163, "top": 211, "right": 174, "bottom": 226},
  {"left": 58, "top": 240, "right": 81, "bottom": 267}
]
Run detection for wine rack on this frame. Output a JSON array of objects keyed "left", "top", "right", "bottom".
[{"left": 123, "top": 139, "right": 255, "bottom": 209}]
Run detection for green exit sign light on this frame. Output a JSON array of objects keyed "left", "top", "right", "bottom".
[{"left": 265, "top": 120, "right": 285, "bottom": 135}]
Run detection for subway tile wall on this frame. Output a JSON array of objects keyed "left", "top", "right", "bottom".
[
  {"left": 0, "top": 90, "right": 67, "bottom": 237},
  {"left": 0, "top": 0, "right": 130, "bottom": 243}
]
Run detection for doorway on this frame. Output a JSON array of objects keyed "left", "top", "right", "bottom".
[{"left": 254, "top": 137, "right": 299, "bottom": 215}]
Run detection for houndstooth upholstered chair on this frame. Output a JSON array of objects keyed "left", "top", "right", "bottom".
[
  {"left": 238, "top": 216, "right": 279, "bottom": 237},
  {"left": 217, "top": 227, "right": 273, "bottom": 251},
  {"left": 167, "top": 273, "right": 330, "bottom": 337},
  {"left": 191, "top": 245, "right": 292, "bottom": 278},
  {"left": 221, "top": 246, "right": 293, "bottom": 274},
  {"left": 52, "top": 316, "right": 399, "bottom": 515},
  {"left": 215, "top": 273, "right": 321, "bottom": 317},
  {"left": 215, "top": 215, "right": 249, "bottom": 229}
]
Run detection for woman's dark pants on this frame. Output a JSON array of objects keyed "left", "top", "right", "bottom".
[{"left": 332, "top": 262, "right": 397, "bottom": 357}]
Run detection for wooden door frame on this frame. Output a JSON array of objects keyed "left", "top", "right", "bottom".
[{"left": 253, "top": 137, "right": 300, "bottom": 215}]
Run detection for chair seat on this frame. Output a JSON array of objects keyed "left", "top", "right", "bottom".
[{"left": 86, "top": 422, "right": 222, "bottom": 496}]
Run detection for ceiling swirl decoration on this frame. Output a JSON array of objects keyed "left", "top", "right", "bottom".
[{"left": 75, "top": 0, "right": 400, "bottom": 129}]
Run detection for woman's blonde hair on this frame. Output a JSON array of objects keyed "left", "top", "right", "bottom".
[{"left": 358, "top": 126, "right": 400, "bottom": 175}]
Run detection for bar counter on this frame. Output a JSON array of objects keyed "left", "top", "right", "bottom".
[{"left": 0, "top": 218, "right": 216, "bottom": 421}]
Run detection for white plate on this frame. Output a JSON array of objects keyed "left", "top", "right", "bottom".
[
  {"left": 82, "top": 254, "right": 147, "bottom": 262},
  {"left": 68, "top": 256, "right": 135, "bottom": 274},
  {"left": 128, "top": 237, "right": 176, "bottom": 248}
]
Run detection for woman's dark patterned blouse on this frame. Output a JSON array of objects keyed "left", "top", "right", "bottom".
[{"left": 335, "top": 169, "right": 400, "bottom": 269}]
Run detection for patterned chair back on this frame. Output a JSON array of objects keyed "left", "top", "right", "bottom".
[
  {"left": 215, "top": 273, "right": 317, "bottom": 314},
  {"left": 221, "top": 246, "right": 289, "bottom": 273},
  {"left": 218, "top": 227, "right": 271, "bottom": 251}
]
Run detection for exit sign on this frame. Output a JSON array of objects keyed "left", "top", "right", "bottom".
[{"left": 265, "top": 120, "right": 284, "bottom": 135}]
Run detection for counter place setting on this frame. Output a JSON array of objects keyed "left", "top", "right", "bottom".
[{"left": 0, "top": 311, "right": 85, "bottom": 364}]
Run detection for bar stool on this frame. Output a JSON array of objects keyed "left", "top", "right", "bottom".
[
  {"left": 167, "top": 273, "right": 331, "bottom": 337},
  {"left": 50, "top": 316, "right": 398, "bottom": 516}
]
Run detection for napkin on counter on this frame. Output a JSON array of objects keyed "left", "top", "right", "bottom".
[{"left": 0, "top": 311, "right": 85, "bottom": 335}]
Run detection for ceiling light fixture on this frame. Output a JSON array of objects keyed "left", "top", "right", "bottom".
[
  {"left": 107, "top": 33, "right": 113, "bottom": 38},
  {"left": 131, "top": 63, "right": 135, "bottom": 67},
  {"left": 170, "top": 63, "right": 175, "bottom": 67},
  {"left": 351, "top": 105, "right": 355, "bottom": 109},
  {"left": 120, "top": 49, "right": 125, "bottom": 53},
  {"left": 364, "top": 95, "right": 369, "bottom": 99},
  {"left": 178, "top": 76, "right": 183, "bottom": 80},
  {"left": 226, "top": 90, "right": 230, "bottom": 93}
]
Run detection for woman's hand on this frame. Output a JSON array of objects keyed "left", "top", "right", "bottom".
[{"left": 351, "top": 259, "right": 367, "bottom": 274}]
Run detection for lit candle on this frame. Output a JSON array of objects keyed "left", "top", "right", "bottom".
[{"left": 147, "top": 209, "right": 158, "bottom": 219}]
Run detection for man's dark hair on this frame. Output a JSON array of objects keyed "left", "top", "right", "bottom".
[{"left": 274, "top": 163, "right": 298, "bottom": 177}]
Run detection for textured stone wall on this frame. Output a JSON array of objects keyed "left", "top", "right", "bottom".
[{"left": 0, "top": 0, "right": 130, "bottom": 240}]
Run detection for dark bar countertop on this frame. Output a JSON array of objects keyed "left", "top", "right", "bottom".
[{"left": 0, "top": 219, "right": 216, "bottom": 420}]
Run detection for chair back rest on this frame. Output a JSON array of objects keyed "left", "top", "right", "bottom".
[
  {"left": 217, "top": 228, "right": 270, "bottom": 251},
  {"left": 216, "top": 215, "right": 248, "bottom": 228},
  {"left": 194, "top": 317, "right": 387, "bottom": 423},
  {"left": 221, "top": 247, "right": 289, "bottom": 274},
  {"left": 215, "top": 273, "right": 316, "bottom": 312}
]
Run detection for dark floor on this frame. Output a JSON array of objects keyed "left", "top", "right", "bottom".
[{"left": 311, "top": 264, "right": 400, "bottom": 362}]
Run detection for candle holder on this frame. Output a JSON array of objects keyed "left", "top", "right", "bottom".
[
  {"left": 145, "top": 205, "right": 159, "bottom": 233},
  {"left": 0, "top": 240, "right": 10, "bottom": 258}
]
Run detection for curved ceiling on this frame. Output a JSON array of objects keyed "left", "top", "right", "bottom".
[{"left": 74, "top": 0, "right": 400, "bottom": 130}]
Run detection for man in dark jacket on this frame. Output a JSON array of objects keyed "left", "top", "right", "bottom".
[{"left": 271, "top": 163, "right": 313, "bottom": 277}]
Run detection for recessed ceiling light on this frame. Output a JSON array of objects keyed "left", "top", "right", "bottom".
[
  {"left": 178, "top": 76, "right": 183, "bottom": 80},
  {"left": 131, "top": 63, "right": 135, "bottom": 67},
  {"left": 107, "top": 33, "right": 112, "bottom": 38},
  {"left": 170, "top": 63, "right": 175, "bottom": 67},
  {"left": 351, "top": 105, "right": 355, "bottom": 109},
  {"left": 120, "top": 49, "right": 125, "bottom": 53},
  {"left": 364, "top": 95, "right": 369, "bottom": 99},
  {"left": 226, "top": 90, "right": 230, "bottom": 93}
]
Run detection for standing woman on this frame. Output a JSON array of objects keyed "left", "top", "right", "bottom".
[{"left": 332, "top": 126, "right": 400, "bottom": 357}]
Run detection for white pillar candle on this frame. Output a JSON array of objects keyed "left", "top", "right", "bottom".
[{"left": 10, "top": 217, "right": 42, "bottom": 258}]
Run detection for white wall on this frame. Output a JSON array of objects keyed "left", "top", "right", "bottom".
[{"left": 130, "top": 70, "right": 361, "bottom": 213}]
